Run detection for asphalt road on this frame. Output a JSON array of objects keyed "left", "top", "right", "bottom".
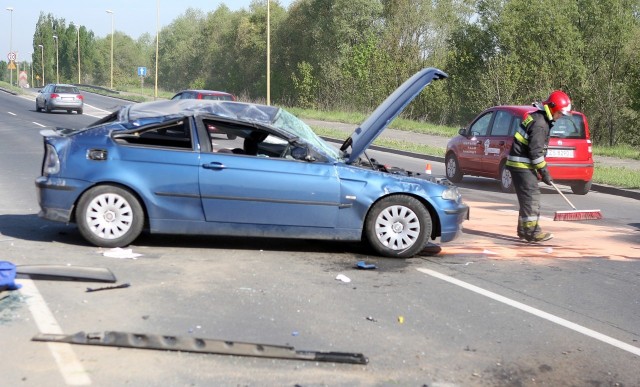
[{"left": 0, "top": 90, "right": 639, "bottom": 386}]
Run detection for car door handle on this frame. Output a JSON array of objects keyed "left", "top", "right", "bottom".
[
  {"left": 203, "top": 162, "right": 226, "bottom": 170},
  {"left": 498, "top": 141, "right": 505, "bottom": 146}
]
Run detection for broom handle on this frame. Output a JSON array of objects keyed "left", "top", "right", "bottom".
[{"left": 550, "top": 182, "right": 577, "bottom": 210}]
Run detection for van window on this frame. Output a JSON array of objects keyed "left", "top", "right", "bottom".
[
  {"left": 491, "top": 111, "right": 512, "bottom": 136},
  {"left": 551, "top": 114, "right": 586, "bottom": 139}
]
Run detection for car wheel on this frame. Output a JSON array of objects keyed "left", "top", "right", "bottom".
[
  {"left": 226, "top": 133, "right": 237, "bottom": 140},
  {"left": 364, "top": 195, "right": 431, "bottom": 258},
  {"left": 35, "top": 102, "right": 41, "bottom": 112},
  {"left": 67, "top": 109, "right": 72, "bottom": 114},
  {"left": 77, "top": 109, "right": 83, "bottom": 115},
  {"left": 500, "top": 162, "right": 515, "bottom": 193},
  {"left": 570, "top": 180, "right": 592, "bottom": 195},
  {"left": 76, "top": 185, "right": 145, "bottom": 248},
  {"left": 45, "top": 102, "right": 51, "bottom": 113},
  {"left": 445, "top": 153, "right": 463, "bottom": 183}
]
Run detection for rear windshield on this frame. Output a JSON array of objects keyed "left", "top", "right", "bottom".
[
  {"left": 550, "top": 114, "right": 586, "bottom": 139},
  {"left": 54, "top": 86, "right": 80, "bottom": 94}
]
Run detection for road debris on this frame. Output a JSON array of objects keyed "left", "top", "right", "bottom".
[
  {"left": 86, "top": 283, "right": 130, "bottom": 292},
  {"left": 102, "top": 248, "right": 142, "bottom": 259},
  {"left": 33, "top": 331, "right": 369, "bottom": 365},
  {"left": 335, "top": 274, "right": 351, "bottom": 283},
  {"left": 355, "top": 261, "right": 377, "bottom": 270}
]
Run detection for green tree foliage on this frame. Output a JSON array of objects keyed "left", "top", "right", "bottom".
[{"left": 29, "top": 0, "right": 640, "bottom": 147}]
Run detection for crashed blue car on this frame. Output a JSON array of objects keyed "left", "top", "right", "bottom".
[{"left": 35, "top": 68, "right": 468, "bottom": 258}]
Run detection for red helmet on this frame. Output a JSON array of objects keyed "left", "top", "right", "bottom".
[{"left": 544, "top": 90, "right": 572, "bottom": 116}]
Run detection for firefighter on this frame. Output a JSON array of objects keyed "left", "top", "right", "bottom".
[{"left": 506, "top": 90, "right": 572, "bottom": 242}]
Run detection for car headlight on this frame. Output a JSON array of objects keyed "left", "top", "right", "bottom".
[
  {"left": 442, "top": 186, "right": 461, "bottom": 201},
  {"left": 43, "top": 144, "right": 60, "bottom": 175}
]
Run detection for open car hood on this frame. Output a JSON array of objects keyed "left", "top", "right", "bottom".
[{"left": 340, "top": 68, "right": 448, "bottom": 164}]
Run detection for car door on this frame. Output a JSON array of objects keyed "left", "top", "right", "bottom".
[
  {"left": 458, "top": 111, "right": 494, "bottom": 174},
  {"left": 198, "top": 152, "right": 341, "bottom": 228},
  {"left": 36, "top": 84, "right": 48, "bottom": 107},
  {"left": 483, "top": 109, "right": 515, "bottom": 177}
]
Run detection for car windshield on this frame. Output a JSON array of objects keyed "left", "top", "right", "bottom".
[
  {"left": 550, "top": 113, "right": 586, "bottom": 139},
  {"left": 271, "top": 109, "right": 341, "bottom": 160}
]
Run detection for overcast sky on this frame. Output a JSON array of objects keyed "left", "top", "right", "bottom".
[{"left": 1, "top": 0, "right": 294, "bottom": 62}]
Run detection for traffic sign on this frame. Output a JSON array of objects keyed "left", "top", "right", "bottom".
[
  {"left": 7, "top": 52, "right": 16, "bottom": 61},
  {"left": 7, "top": 61, "right": 16, "bottom": 70},
  {"left": 137, "top": 66, "right": 147, "bottom": 77}
]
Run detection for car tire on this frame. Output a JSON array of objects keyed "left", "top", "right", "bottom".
[
  {"left": 77, "top": 109, "right": 83, "bottom": 115},
  {"left": 35, "top": 102, "right": 41, "bottom": 112},
  {"left": 45, "top": 102, "right": 51, "bottom": 113},
  {"left": 226, "top": 134, "right": 237, "bottom": 140},
  {"left": 76, "top": 185, "right": 145, "bottom": 248},
  {"left": 364, "top": 195, "right": 431, "bottom": 258},
  {"left": 500, "top": 162, "right": 515, "bottom": 193},
  {"left": 67, "top": 110, "right": 72, "bottom": 114},
  {"left": 570, "top": 179, "right": 592, "bottom": 195},
  {"left": 445, "top": 153, "right": 463, "bottom": 183}
]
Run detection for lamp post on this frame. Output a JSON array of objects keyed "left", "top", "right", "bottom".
[
  {"left": 28, "top": 52, "right": 33, "bottom": 88},
  {"left": 6, "top": 7, "right": 14, "bottom": 87},
  {"left": 38, "top": 44, "right": 44, "bottom": 87},
  {"left": 106, "top": 9, "right": 114, "bottom": 89},
  {"left": 154, "top": 0, "right": 159, "bottom": 99},
  {"left": 77, "top": 25, "right": 81, "bottom": 83},
  {"left": 266, "top": 1, "right": 270, "bottom": 106},
  {"left": 53, "top": 35, "right": 59, "bottom": 83}
]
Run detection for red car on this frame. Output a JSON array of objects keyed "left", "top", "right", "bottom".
[
  {"left": 445, "top": 105, "right": 594, "bottom": 194},
  {"left": 171, "top": 89, "right": 236, "bottom": 101}
]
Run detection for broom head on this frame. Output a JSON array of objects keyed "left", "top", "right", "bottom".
[{"left": 553, "top": 209, "right": 602, "bottom": 221}]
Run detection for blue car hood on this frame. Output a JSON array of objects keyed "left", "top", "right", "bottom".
[{"left": 341, "top": 68, "right": 448, "bottom": 164}]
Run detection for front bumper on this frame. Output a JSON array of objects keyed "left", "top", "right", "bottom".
[{"left": 440, "top": 202, "right": 469, "bottom": 242}]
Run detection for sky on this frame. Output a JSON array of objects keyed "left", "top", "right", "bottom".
[{"left": 1, "top": 0, "right": 294, "bottom": 63}]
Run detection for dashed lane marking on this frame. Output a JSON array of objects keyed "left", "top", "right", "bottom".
[
  {"left": 417, "top": 267, "right": 640, "bottom": 357},
  {"left": 32, "top": 122, "right": 46, "bottom": 127}
]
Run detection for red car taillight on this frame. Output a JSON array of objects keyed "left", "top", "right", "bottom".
[
  {"left": 50, "top": 93, "right": 60, "bottom": 99},
  {"left": 77, "top": 95, "right": 84, "bottom": 100}
]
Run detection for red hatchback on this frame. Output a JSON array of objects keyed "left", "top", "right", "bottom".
[{"left": 445, "top": 105, "right": 594, "bottom": 194}]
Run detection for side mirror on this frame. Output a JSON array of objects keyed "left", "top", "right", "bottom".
[
  {"left": 458, "top": 128, "right": 467, "bottom": 136},
  {"left": 291, "top": 146, "right": 308, "bottom": 161}
]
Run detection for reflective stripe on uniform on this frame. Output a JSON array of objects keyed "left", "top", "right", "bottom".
[
  {"left": 531, "top": 156, "right": 545, "bottom": 165},
  {"left": 506, "top": 160, "right": 534, "bottom": 169},
  {"left": 514, "top": 128, "right": 529, "bottom": 145}
]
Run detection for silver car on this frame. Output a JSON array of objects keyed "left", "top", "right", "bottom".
[{"left": 35, "top": 84, "right": 84, "bottom": 114}]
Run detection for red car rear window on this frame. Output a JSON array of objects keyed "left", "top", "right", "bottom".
[{"left": 550, "top": 114, "right": 586, "bottom": 139}]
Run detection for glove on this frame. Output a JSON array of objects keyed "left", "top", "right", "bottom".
[{"left": 538, "top": 167, "right": 553, "bottom": 186}]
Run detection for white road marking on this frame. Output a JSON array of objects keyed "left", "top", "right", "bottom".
[
  {"left": 417, "top": 267, "right": 640, "bottom": 357},
  {"left": 84, "top": 103, "right": 111, "bottom": 113},
  {"left": 18, "top": 279, "right": 92, "bottom": 385},
  {"left": 32, "top": 122, "right": 46, "bottom": 127},
  {"left": 7, "top": 111, "right": 16, "bottom": 115}
]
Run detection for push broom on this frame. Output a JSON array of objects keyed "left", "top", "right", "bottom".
[{"left": 550, "top": 182, "right": 603, "bottom": 221}]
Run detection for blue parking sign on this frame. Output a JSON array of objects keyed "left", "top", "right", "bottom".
[{"left": 137, "top": 67, "right": 147, "bottom": 77}]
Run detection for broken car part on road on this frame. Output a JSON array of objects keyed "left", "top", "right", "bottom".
[
  {"left": 33, "top": 331, "right": 369, "bottom": 365},
  {"left": 16, "top": 265, "right": 117, "bottom": 283}
]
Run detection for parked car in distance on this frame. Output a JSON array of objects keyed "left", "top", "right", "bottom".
[
  {"left": 35, "top": 68, "right": 468, "bottom": 258},
  {"left": 172, "top": 90, "right": 237, "bottom": 139},
  {"left": 35, "top": 84, "right": 84, "bottom": 114},
  {"left": 171, "top": 89, "right": 236, "bottom": 101},
  {"left": 445, "top": 105, "right": 594, "bottom": 194}
]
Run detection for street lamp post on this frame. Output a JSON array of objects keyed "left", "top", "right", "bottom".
[
  {"left": 77, "top": 26, "right": 81, "bottom": 83},
  {"left": 154, "top": 0, "right": 159, "bottom": 99},
  {"left": 53, "top": 35, "right": 59, "bottom": 83},
  {"left": 266, "top": 1, "right": 270, "bottom": 106},
  {"left": 6, "top": 7, "right": 14, "bottom": 87},
  {"left": 106, "top": 10, "right": 114, "bottom": 89},
  {"left": 28, "top": 52, "right": 33, "bottom": 88},
  {"left": 38, "top": 44, "right": 44, "bottom": 87}
]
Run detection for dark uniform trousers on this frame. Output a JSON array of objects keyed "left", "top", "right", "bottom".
[{"left": 511, "top": 168, "right": 542, "bottom": 238}]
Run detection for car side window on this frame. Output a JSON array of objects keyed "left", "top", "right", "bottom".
[
  {"left": 112, "top": 120, "right": 193, "bottom": 150},
  {"left": 490, "top": 111, "right": 512, "bottom": 136},
  {"left": 470, "top": 112, "right": 493, "bottom": 136},
  {"left": 511, "top": 117, "right": 522, "bottom": 136}
]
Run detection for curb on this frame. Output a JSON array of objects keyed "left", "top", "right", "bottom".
[{"left": 322, "top": 136, "right": 640, "bottom": 201}]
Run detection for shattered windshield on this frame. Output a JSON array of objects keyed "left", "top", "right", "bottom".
[{"left": 271, "top": 109, "right": 341, "bottom": 160}]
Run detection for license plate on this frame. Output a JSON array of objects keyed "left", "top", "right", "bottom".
[{"left": 547, "top": 149, "right": 574, "bottom": 158}]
